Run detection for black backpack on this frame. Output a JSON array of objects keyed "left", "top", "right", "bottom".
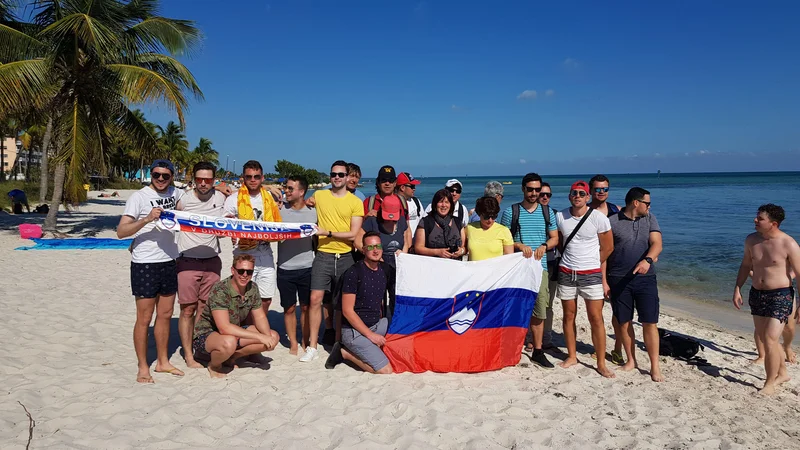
[
  {"left": 510, "top": 202, "right": 551, "bottom": 245},
  {"left": 658, "top": 328, "right": 704, "bottom": 360}
]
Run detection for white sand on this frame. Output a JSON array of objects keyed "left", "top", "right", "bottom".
[{"left": 2, "top": 190, "right": 800, "bottom": 448}]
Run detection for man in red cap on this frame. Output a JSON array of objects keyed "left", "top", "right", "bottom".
[
  {"left": 356, "top": 193, "right": 411, "bottom": 268},
  {"left": 395, "top": 171, "right": 425, "bottom": 240},
  {"left": 555, "top": 180, "right": 615, "bottom": 378},
  {"left": 364, "top": 165, "right": 408, "bottom": 220}
]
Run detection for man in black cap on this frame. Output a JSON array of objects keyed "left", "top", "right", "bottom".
[
  {"left": 117, "top": 159, "right": 187, "bottom": 384},
  {"left": 363, "top": 165, "right": 407, "bottom": 219}
]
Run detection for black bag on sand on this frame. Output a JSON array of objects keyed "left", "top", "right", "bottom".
[{"left": 658, "top": 328, "right": 704, "bottom": 360}]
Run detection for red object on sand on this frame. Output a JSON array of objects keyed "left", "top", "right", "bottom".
[{"left": 19, "top": 224, "right": 42, "bottom": 239}]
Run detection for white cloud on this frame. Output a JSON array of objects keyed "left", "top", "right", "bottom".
[
  {"left": 451, "top": 104, "right": 467, "bottom": 112},
  {"left": 563, "top": 58, "right": 580, "bottom": 69},
  {"left": 517, "top": 90, "right": 537, "bottom": 100},
  {"left": 519, "top": 159, "right": 527, "bottom": 164},
  {"left": 545, "top": 89, "right": 555, "bottom": 97},
  {"left": 699, "top": 149, "right": 710, "bottom": 155}
]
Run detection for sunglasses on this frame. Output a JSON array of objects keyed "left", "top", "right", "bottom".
[
  {"left": 235, "top": 268, "right": 254, "bottom": 276},
  {"left": 570, "top": 190, "right": 588, "bottom": 197},
  {"left": 447, "top": 187, "right": 462, "bottom": 194},
  {"left": 403, "top": 184, "right": 416, "bottom": 190},
  {"left": 152, "top": 172, "right": 172, "bottom": 181},
  {"left": 365, "top": 243, "right": 383, "bottom": 251},
  {"left": 194, "top": 177, "right": 213, "bottom": 184},
  {"left": 638, "top": 200, "right": 651, "bottom": 206},
  {"left": 524, "top": 186, "right": 542, "bottom": 193},
  {"left": 330, "top": 172, "right": 347, "bottom": 179},
  {"left": 593, "top": 187, "right": 609, "bottom": 193},
  {"left": 244, "top": 174, "right": 262, "bottom": 180},
  {"left": 539, "top": 192, "right": 552, "bottom": 198},
  {"left": 481, "top": 214, "right": 498, "bottom": 220},
  {"left": 380, "top": 178, "right": 397, "bottom": 184}
]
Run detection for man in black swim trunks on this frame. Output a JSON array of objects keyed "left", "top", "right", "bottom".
[{"left": 733, "top": 203, "right": 800, "bottom": 395}]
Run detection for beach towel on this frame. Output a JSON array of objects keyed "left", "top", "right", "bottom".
[
  {"left": 237, "top": 186, "right": 281, "bottom": 250},
  {"left": 157, "top": 210, "right": 317, "bottom": 241},
  {"left": 16, "top": 238, "right": 134, "bottom": 250},
  {"left": 384, "top": 253, "right": 541, "bottom": 373}
]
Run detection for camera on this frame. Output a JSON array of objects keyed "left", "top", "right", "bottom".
[{"left": 448, "top": 245, "right": 459, "bottom": 253}]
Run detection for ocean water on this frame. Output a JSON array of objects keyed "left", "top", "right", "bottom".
[{"left": 361, "top": 172, "right": 800, "bottom": 306}]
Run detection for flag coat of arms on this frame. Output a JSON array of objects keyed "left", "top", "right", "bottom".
[{"left": 384, "top": 253, "right": 542, "bottom": 373}]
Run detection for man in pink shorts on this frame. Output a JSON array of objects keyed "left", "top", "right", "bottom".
[{"left": 177, "top": 161, "right": 227, "bottom": 368}]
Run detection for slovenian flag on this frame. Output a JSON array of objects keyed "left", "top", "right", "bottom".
[{"left": 385, "top": 253, "right": 541, "bottom": 373}]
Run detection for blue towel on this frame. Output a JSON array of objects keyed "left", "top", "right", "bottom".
[{"left": 16, "top": 238, "right": 133, "bottom": 250}]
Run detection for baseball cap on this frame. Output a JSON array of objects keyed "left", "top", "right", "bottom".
[
  {"left": 396, "top": 172, "right": 421, "bottom": 186},
  {"left": 381, "top": 194, "right": 403, "bottom": 221},
  {"left": 377, "top": 165, "right": 397, "bottom": 182},
  {"left": 445, "top": 179, "right": 462, "bottom": 189},
  {"left": 151, "top": 159, "right": 175, "bottom": 174},
  {"left": 570, "top": 180, "right": 589, "bottom": 194}
]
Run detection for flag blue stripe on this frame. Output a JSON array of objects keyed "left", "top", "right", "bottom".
[{"left": 388, "top": 287, "right": 537, "bottom": 335}]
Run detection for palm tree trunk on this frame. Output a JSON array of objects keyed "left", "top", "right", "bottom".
[
  {"left": 39, "top": 117, "right": 53, "bottom": 203},
  {"left": 42, "top": 162, "right": 65, "bottom": 232}
]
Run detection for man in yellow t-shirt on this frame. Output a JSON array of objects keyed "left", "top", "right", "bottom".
[
  {"left": 465, "top": 196, "right": 514, "bottom": 261},
  {"left": 301, "top": 160, "right": 364, "bottom": 362}
]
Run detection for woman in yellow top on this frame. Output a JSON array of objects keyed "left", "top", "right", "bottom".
[{"left": 465, "top": 196, "right": 514, "bottom": 261}]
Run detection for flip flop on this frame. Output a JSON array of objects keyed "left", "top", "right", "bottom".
[
  {"left": 155, "top": 368, "right": 185, "bottom": 377},
  {"left": 610, "top": 350, "right": 625, "bottom": 365}
]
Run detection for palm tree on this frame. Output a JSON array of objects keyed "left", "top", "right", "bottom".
[
  {"left": 157, "top": 120, "right": 189, "bottom": 178},
  {"left": 0, "top": 0, "right": 203, "bottom": 231},
  {"left": 192, "top": 137, "right": 219, "bottom": 167}
]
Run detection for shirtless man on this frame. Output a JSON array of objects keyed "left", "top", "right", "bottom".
[
  {"left": 752, "top": 271, "right": 798, "bottom": 365},
  {"left": 733, "top": 204, "right": 800, "bottom": 395}
]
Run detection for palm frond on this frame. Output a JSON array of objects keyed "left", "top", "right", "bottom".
[
  {"left": 40, "top": 12, "right": 119, "bottom": 61},
  {"left": 127, "top": 16, "right": 202, "bottom": 57},
  {"left": 135, "top": 52, "right": 203, "bottom": 100},
  {"left": 108, "top": 63, "right": 188, "bottom": 125},
  {"left": 54, "top": 97, "right": 94, "bottom": 203},
  {"left": 0, "top": 23, "right": 45, "bottom": 62},
  {"left": 0, "top": 58, "right": 52, "bottom": 111}
]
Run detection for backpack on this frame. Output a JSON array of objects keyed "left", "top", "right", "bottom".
[
  {"left": 658, "top": 328, "right": 704, "bottom": 360},
  {"left": 510, "top": 203, "right": 551, "bottom": 245},
  {"left": 368, "top": 194, "right": 409, "bottom": 218},
  {"left": 422, "top": 214, "right": 464, "bottom": 243},
  {"left": 408, "top": 197, "right": 423, "bottom": 218}
]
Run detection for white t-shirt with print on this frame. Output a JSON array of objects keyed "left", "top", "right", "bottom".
[
  {"left": 556, "top": 208, "right": 611, "bottom": 271},
  {"left": 223, "top": 192, "right": 274, "bottom": 260},
  {"left": 406, "top": 196, "right": 426, "bottom": 239},
  {"left": 123, "top": 186, "right": 185, "bottom": 263}
]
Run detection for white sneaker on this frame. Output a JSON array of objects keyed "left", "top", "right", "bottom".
[{"left": 299, "top": 347, "right": 319, "bottom": 362}]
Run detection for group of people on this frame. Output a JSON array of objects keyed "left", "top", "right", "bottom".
[{"left": 117, "top": 157, "right": 797, "bottom": 394}]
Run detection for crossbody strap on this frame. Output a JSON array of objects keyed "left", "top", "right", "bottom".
[{"left": 562, "top": 207, "right": 594, "bottom": 253}]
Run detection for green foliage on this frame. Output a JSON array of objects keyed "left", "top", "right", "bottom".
[
  {"left": 273, "top": 159, "right": 327, "bottom": 185},
  {"left": 0, "top": 180, "right": 51, "bottom": 212}
]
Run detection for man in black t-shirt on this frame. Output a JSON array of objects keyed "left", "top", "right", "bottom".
[{"left": 325, "top": 231, "right": 394, "bottom": 373}]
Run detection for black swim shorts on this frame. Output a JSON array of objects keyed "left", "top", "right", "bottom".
[
  {"left": 130, "top": 260, "right": 178, "bottom": 298},
  {"left": 749, "top": 286, "right": 794, "bottom": 323}
]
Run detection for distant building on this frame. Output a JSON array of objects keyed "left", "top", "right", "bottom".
[{"left": 1, "top": 137, "right": 22, "bottom": 176}]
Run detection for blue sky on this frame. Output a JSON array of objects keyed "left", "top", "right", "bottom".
[{"left": 145, "top": 0, "right": 800, "bottom": 177}]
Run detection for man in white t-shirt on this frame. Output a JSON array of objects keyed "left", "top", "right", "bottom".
[
  {"left": 176, "top": 161, "right": 227, "bottom": 369},
  {"left": 556, "top": 180, "right": 615, "bottom": 378},
  {"left": 223, "top": 160, "right": 282, "bottom": 313},
  {"left": 118, "top": 159, "right": 186, "bottom": 384},
  {"left": 395, "top": 171, "right": 425, "bottom": 241},
  {"left": 425, "top": 179, "right": 469, "bottom": 228}
]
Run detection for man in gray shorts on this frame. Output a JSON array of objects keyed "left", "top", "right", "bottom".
[{"left": 325, "top": 231, "right": 394, "bottom": 374}]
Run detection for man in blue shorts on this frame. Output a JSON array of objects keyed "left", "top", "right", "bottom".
[
  {"left": 605, "top": 187, "right": 664, "bottom": 382},
  {"left": 325, "top": 231, "right": 394, "bottom": 374}
]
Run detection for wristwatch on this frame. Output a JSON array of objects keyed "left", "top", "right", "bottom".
[
  {"left": 327, "top": 231, "right": 332, "bottom": 238},
  {"left": 644, "top": 257, "right": 653, "bottom": 264}
]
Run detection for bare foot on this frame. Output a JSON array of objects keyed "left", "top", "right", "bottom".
[
  {"left": 596, "top": 365, "right": 616, "bottom": 378},
  {"left": 785, "top": 349, "right": 797, "bottom": 364},
  {"left": 617, "top": 361, "right": 637, "bottom": 372},
  {"left": 750, "top": 357, "right": 764, "bottom": 365},
  {"left": 154, "top": 364, "right": 185, "bottom": 377},
  {"left": 136, "top": 368, "right": 154, "bottom": 384},
  {"left": 650, "top": 367, "right": 665, "bottom": 382},
  {"left": 185, "top": 359, "right": 204, "bottom": 369},
  {"left": 207, "top": 365, "right": 227, "bottom": 379},
  {"left": 559, "top": 358, "right": 578, "bottom": 369},
  {"left": 758, "top": 383, "right": 776, "bottom": 396},
  {"left": 289, "top": 344, "right": 298, "bottom": 356},
  {"left": 776, "top": 372, "right": 792, "bottom": 386}
]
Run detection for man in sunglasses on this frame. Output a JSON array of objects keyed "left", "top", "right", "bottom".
[
  {"left": 588, "top": 174, "right": 620, "bottom": 218},
  {"left": 537, "top": 182, "right": 559, "bottom": 350},
  {"left": 325, "top": 231, "right": 394, "bottom": 373},
  {"left": 556, "top": 180, "right": 615, "bottom": 378},
  {"left": 364, "top": 165, "right": 409, "bottom": 220},
  {"left": 223, "top": 160, "right": 282, "bottom": 316},
  {"left": 118, "top": 159, "right": 186, "bottom": 383},
  {"left": 395, "top": 172, "right": 424, "bottom": 240},
  {"left": 308, "top": 160, "right": 365, "bottom": 361},
  {"left": 175, "top": 161, "right": 227, "bottom": 369},
  {"left": 605, "top": 187, "right": 664, "bottom": 382},
  {"left": 425, "top": 179, "right": 469, "bottom": 228},
  {"left": 500, "top": 173, "right": 558, "bottom": 368},
  {"left": 193, "top": 254, "right": 280, "bottom": 378}
]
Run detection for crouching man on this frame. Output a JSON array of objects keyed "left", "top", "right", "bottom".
[
  {"left": 193, "top": 254, "right": 280, "bottom": 378},
  {"left": 326, "top": 231, "right": 394, "bottom": 374}
]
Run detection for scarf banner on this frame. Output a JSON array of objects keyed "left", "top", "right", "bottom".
[
  {"left": 385, "top": 253, "right": 541, "bottom": 373},
  {"left": 157, "top": 210, "right": 317, "bottom": 241}
]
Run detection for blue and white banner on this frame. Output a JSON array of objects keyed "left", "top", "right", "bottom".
[{"left": 158, "top": 210, "right": 318, "bottom": 241}]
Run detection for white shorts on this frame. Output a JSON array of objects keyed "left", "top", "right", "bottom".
[
  {"left": 237, "top": 249, "right": 276, "bottom": 300},
  {"left": 557, "top": 283, "right": 604, "bottom": 301}
]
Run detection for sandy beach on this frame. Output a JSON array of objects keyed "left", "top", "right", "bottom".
[{"left": 2, "top": 190, "right": 800, "bottom": 449}]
